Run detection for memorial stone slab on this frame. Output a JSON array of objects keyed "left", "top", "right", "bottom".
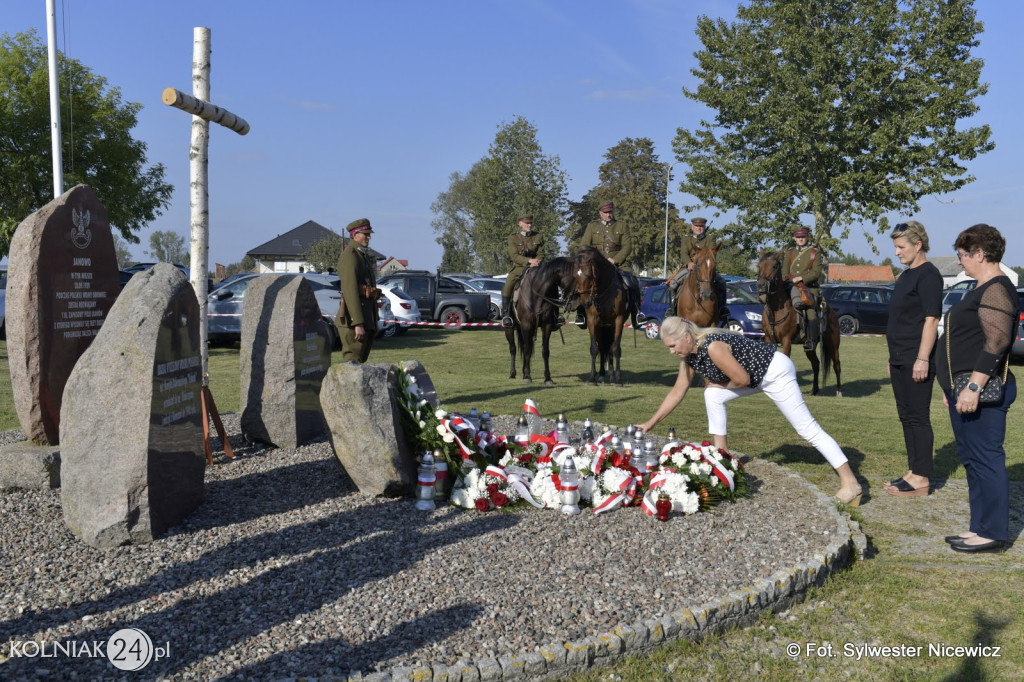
[
  {"left": 320, "top": 362, "right": 415, "bottom": 496},
  {"left": 61, "top": 264, "right": 206, "bottom": 548},
  {"left": 240, "top": 275, "right": 331, "bottom": 448},
  {"left": 7, "top": 184, "right": 121, "bottom": 445}
]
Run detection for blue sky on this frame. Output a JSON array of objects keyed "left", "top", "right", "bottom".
[{"left": 8, "top": 0, "right": 1024, "bottom": 272}]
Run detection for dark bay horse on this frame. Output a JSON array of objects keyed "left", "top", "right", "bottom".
[
  {"left": 676, "top": 244, "right": 721, "bottom": 328},
  {"left": 573, "top": 247, "right": 629, "bottom": 385},
  {"left": 756, "top": 251, "right": 843, "bottom": 396},
  {"left": 505, "top": 257, "right": 575, "bottom": 384}
]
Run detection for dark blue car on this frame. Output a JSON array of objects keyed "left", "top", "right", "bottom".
[{"left": 640, "top": 283, "right": 764, "bottom": 340}]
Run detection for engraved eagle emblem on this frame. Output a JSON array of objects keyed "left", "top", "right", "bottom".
[{"left": 71, "top": 207, "right": 92, "bottom": 249}]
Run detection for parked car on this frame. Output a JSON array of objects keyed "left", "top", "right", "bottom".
[
  {"left": 639, "top": 282, "right": 764, "bottom": 340},
  {"left": 206, "top": 272, "right": 392, "bottom": 348},
  {"left": 821, "top": 284, "right": 894, "bottom": 335},
  {"left": 378, "top": 284, "right": 422, "bottom": 336},
  {"left": 376, "top": 270, "right": 491, "bottom": 324},
  {"left": 722, "top": 276, "right": 759, "bottom": 298},
  {"left": 467, "top": 277, "right": 505, "bottom": 320},
  {"left": 1013, "top": 288, "right": 1024, "bottom": 359}
]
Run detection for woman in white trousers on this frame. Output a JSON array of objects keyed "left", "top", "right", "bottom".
[{"left": 638, "top": 316, "right": 862, "bottom": 505}]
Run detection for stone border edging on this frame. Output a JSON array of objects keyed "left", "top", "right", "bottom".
[{"left": 284, "top": 461, "right": 865, "bottom": 682}]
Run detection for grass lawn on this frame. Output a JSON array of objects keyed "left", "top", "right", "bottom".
[{"left": 2, "top": 326, "right": 1022, "bottom": 679}]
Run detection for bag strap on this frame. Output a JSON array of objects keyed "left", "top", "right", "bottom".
[{"left": 946, "top": 308, "right": 1010, "bottom": 387}]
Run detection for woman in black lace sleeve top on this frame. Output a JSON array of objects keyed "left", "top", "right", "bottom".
[{"left": 937, "top": 224, "right": 1017, "bottom": 553}]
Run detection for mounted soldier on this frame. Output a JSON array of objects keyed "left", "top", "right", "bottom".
[
  {"left": 782, "top": 225, "right": 824, "bottom": 350},
  {"left": 575, "top": 202, "right": 643, "bottom": 328},
  {"left": 501, "top": 215, "right": 546, "bottom": 328},
  {"left": 667, "top": 216, "right": 728, "bottom": 326}
]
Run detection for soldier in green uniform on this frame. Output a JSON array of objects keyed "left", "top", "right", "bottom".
[
  {"left": 668, "top": 217, "right": 728, "bottom": 326},
  {"left": 782, "top": 225, "right": 824, "bottom": 350},
  {"left": 575, "top": 202, "right": 642, "bottom": 328},
  {"left": 336, "top": 218, "right": 380, "bottom": 363},
  {"left": 501, "top": 215, "right": 545, "bottom": 327}
]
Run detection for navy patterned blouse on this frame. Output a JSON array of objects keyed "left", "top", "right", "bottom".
[{"left": 686, "top": 333, "right": 777, "bottom": 387}]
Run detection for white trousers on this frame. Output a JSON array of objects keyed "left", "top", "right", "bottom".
[{"left": 703, "top": 352, "right": 848, "bottom": 469}]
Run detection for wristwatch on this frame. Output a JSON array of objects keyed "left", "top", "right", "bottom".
[{"left": 967, "top": 382, "right": 980, "bottom": 392}]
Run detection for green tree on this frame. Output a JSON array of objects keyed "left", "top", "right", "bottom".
[
  {"left": 579, "top": 138, "right": 676, "bottom": 274},
  {"left": 306, "top": 233, "right": 345, "bottom": 273},
  {"left": 0, "top": 31, "right": 173, "bottom": 257},
  {"left": 432, "top": 116, "right": 569, "bottom": 273},
  {"left": 146, "top": 230, "right": 188, "bottom": 266},
  {"left": 111, "top": 233, "right": 133, "bottom": 269},
  {"left": 672, "top": 0, "right": 993, "bottom": 255}
]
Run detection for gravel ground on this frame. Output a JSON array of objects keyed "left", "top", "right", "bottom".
[{"left": 0, "top": 416, "right": 845, "bottom": 680}]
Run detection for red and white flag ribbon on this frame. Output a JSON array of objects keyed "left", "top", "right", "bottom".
[{"left": 523, "top": 399, "right": 540, "bottom": 417}]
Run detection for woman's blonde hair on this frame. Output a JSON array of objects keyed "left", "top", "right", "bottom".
[
  {"left": 890, "top": 220, "right": 930, "bottom": 252},
  {"left": 660, "top": 316, "right": 740, "bottom": 349}
]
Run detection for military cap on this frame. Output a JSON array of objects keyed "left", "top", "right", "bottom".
[
  {"left": 599, "top": 202, "right": 614, "bottom": 212},
  {"left": 792, "top": 226, "right": 810, "bottom": 237},
  {"left": 518, "top": 215, "right": 534, "bottom": 223},
  {"left": 690, "top": 217, "right": 708, "bottom": 226},
  {"left": 347, "top": 218, "right": 373, "bottom": 235}
]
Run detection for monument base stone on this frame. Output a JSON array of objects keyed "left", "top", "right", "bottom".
[
  {"left": 0, "top": 442, "right": 61, "bottom": 490},
  {"left": 320, "top": 362, "right": 416, "bottom": 497}
]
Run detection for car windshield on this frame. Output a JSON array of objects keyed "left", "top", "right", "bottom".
[{"left": 726, "top": 285, "right": 758, "bottom": 304}]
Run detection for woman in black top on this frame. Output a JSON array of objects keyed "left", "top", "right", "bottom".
[
  {"left": 937, "top": 224, "right": 1017, "bottom": 553},
  {"left": 638, "top": 316, "right": 862, "bottom": 505},
  {"left": 884, "top": 221, "right": 944, "bottom": 497}
]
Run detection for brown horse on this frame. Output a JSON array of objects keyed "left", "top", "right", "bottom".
[
  {"left": 505, "top": 257, "right": 574, "bottom": 384},
  {"left": 675, "top": 244, "right": 721, "bottom": 328},
  {"left": 756, "top": 251, "right": 843, "bottom": 396},
  {"left": 573, "top": 247, "right": 629, "bottom": 385}
]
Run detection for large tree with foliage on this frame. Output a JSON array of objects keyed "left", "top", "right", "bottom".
[
  {"left": 432, "top": 116, "right": 569, "bottom": 273},
  {"left": 673, "top": 0, "right": 992, "bottom": 254},
  {"left": 569, "top": 138, "right": 683, "bottom": 274},
  {"left": 0, "top": 30, "right": 173, "bottom": 256},
  {"left": 146, "top": 230, "right": 189, "bottom": 266},
  {"left": 306, "top": 233, "right": 345, "bottom": 273}
]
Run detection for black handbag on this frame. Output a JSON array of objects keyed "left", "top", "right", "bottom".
[{"left": 946, "top": 310, "right": 1008, "bottom": 405}]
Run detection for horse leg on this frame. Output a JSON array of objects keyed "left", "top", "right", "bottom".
[
  {"left": 805, "top": 346, "right": 821, "bottom": 395},
  {"left": 830, "top": 329, "right": 843, "bottom": 398},
  {"left": 588, "top": 329, "right": 600, "bottom": 385},
  {"left": 506, "top": 326, "right": 517, "bottom": 379},
  {"left": 612, "top": 326, "right": 623, "bottom": 386},
  {"left": 521, "top": 324, "right": 535, "bottom": 382},
  {"left": 541, "top": 325, "right": 554, "bottom": 384}
]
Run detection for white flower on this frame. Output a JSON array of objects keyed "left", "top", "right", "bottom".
[
  {"left": 578, "top": 475, "right": 596, "bottom": 502},
  {"left": 435, "top": 408, "right": 448, "bottom": 420},
  {"left": 442, "top": 433, "right": 455, "bottom": 444},
  {"left": 435, "top": 424, "right": 447, "bottom": 437},
  {"left": 418, "top": 420, "right": 426, "bottom": 429},
  {"left": 601, "top": 467, "right": 630, "bottom": 493},
  {"left": 673, "top": 491, "right": 700, "bottom": 515}
]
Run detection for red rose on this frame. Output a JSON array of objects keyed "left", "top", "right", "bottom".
[
  {"left": 701, "top": 440, "right": 712, "bottom": 446},
  {"left": 610, "top": 453, "right": 624, "bottom": 468},
  {"left": 486, "top": 483, "right": 499, "bottom": 495},
  {"left": 492, "top": 492, "right": 509, "bottom": 507},
  {"left": 474, "top": 498, "right": 491, "bottom": 512}
]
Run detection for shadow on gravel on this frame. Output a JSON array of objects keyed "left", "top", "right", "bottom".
[
  {"left": 0, "top": 507, "right": 519, "bottom": 679},
  {"left": 232, "top": 603, "right": 484, "bottom": 678}
]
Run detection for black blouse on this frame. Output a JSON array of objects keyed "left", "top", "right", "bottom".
[
  {"left": 686, "top": 333, "right": 777, "bottom": 387},
  {"left": 936, "top": 276, "right": 1017, "bottom": 391}
]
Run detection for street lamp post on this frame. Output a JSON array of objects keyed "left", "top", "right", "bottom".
[{"left": 663, "top": 163, "right": 676, "bottom": 277}]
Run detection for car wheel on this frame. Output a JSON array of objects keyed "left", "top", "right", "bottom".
[
  {"left": 838, "top": 314, "right": 857, "bottom": 336},
  {"left": 488, "top": 303, "right": 500, "bottom": 321},
  {"left": 439, "top": 306, "right": 467, "bottom": 326},
  {"left": 727, "top": 319, "right": 744, "bottom": 334},
  {"left": 644, "top": 319, "right": 661, "bottom": 340},
  {"left": 381, "top": 321, "right": 399, "bottom": 338}
]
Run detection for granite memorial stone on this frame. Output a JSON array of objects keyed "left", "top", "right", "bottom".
[
  {"left": 6, "top": 184, "right": 121, "bottom": 445},
  {"left": 320, "top": 362, "right": 415, "bottom": 496},
  {"left": 240, "top": 275, "right": 331, "bottom": 448},
  {"left": 61, "top": 264, "right": 206, "bottom": 548}
]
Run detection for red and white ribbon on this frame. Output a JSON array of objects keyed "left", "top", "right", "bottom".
[{"left": 523, "top": 399, "right": 540, "bottom": 417}]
